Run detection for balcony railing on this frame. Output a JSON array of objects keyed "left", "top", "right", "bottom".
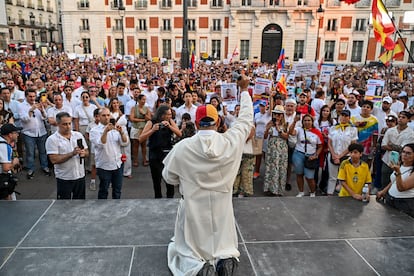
[
  {"left": 353, "top": 27, "right": 366, "bottom": 32},
  {"left": 160, "top": 26, "right": 171, "bottom": 32},
  {"left": 77, "top": 2, "right": 90, "bottom": 9},
  {"left": 136, "top": 26, "right": 147, "bottom": 32},
  {"left": 159, "top": 0, "right": 172, "bottom": 9},
  {"left": 112, "top": 26, "right": 123, "bottom": 32},
  {"left": 134, "top": 0, "right": 148, "bottom": 9},
  {"left": 325, "top": 26, "right": 338, "bottom": 32},
  {"left": 79, "top": 26, "right": 90, "bottom": 32},
  {"left": 210, "top": 26, "right": 222, "bottom": 32}
]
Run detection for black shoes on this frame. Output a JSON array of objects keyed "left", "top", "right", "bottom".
[
  {"left": 42, "top": 168, "right": 51, "bottom": 176},
  {"left": 27, "top": 170, "right": 34, "bottom": 179},
  {"left": 285, "top": 183, "right": 292, "bottom": 191},
  {"left": 216, "top": 258, "right": 238, "bottom": 276}
]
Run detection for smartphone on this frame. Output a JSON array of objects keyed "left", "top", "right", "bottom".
[
  {"left": 41, "top": 94, "right": 47, "bottom": 103},
  {"left": 390, "top": 151, "right": 400, "bottom": 165},
  {"left": 77, "top": 139, "right": 84, "bottom": 149},
  {"left": 109, "top": 118, "right": 116, "bottom": 125}
]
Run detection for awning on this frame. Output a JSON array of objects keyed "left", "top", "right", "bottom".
[{"left": 8, "top": 44, "right": 16, "bottom": 48}]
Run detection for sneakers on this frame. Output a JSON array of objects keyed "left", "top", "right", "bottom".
[
  {"left": 296, "top": 192, "right": 305, "bottom": 197},
  {"left": 216, "top": 257, "right": 238, "bottom": 276},
  {"left": 309, "top": 192, "right": 316, "bottom": 198},
  {"left": 253, "top": 172, "right": 260, "bottom": 179},
  {"left": 42, "top": 167, "right": 51, "bottom": 176},
  {"left": 89, "top": 179, "right": 96, "bottom": 191},
  {"left": 27, "top": 170, "right": 34, "bottom": 180}
]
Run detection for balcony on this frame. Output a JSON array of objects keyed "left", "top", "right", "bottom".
[
  {"left": 16, "top": 0, "right": 24, "bottom": 7},
  {"left": 77, "top": 1, "right": 89, "bottom": 9},
  {"left": 112, "top": 26, "right": 123, "bottom": 32},
  {"left": 160, "top": 26, "right": 171, "bottom": 32},
  {"left": 210, "top": 26, "right": 222, "bottom": 32},
  {"left": 136, "top": 26, "right": 147, "bottom": 32},
  {"left": 159, "top": 0, "right": 172, "bottom": 9},
  {"left": 134, "top": 0, "right": 147, "bottom": 9},
  {"left": 353, "top": 27, "right": 367, "bottom": 32},
  {"left": 79, "top": 26, "right": 90, "bottom": 32},
  {"left": 210, "top": 0, "right": 223, "bottom": 8}
]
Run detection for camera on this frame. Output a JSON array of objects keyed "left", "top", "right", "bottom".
[
  {"left": 272, "top": 118, "right": 277, "bottom": 123},
  {"left": 159, "top": 123, "right": 166, "bottom": 129}
]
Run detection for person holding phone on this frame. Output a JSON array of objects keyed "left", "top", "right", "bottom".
[
  {"left": 46, "top": 112, "right": 88, "bottom": 200},
  {"left": 380, "top": 111, "right": 414, "bottom": 190},
  {"left": 376, "top": 143, "right": 414, "bottom": 217}
]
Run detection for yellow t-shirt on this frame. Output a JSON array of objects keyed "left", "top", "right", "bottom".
[{"left": 337, "top": 159, "right": 372, "bottom": 197}]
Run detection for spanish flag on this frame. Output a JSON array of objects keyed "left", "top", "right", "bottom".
[
  {"left": 378, "top": 40, "right": 404, "bottom": 66},
  {"left": 276, "top": 74, "right": 287, "bottom": 95},
  {"left": 372, "top": 0, "right": 395, "bottom": 50}
]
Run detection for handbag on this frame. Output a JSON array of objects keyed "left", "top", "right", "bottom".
[
  {"left": 303, "top": 129, "right": 319, "bottom": 169},
  {"left": 252, "top": 137, "right": 263, "bottom": 155},
  {"left": 0, "top": 173, "right": 18, "bottom": 199}
]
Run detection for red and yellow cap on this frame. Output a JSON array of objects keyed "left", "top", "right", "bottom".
[{"left": 195, "top": 104, "right": 219, "bottom": 126}]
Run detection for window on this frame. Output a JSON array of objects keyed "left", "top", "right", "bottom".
[
  {"left": 81, "top": 19, "right": 89, "bottom": 31},
  {"left": 187, "top": 0, "right": 197, "bottom": 7},
  {"left": 355, "top": 19, "right": 366, "bottom": 31},
  {"left": 115, "top": 39, "right": 124, "bottom": 54},
  {"left": 78, "top": 0, "right": 89, "bottom": 8},
  {"left": 163, "top": 19, "right": 171, "bottom": 31},
  {"left": 138, "top": 19, "right": 146, "bottom": 31},
  {"left": 82, "top": 38, "right": 91, "bottom": 54},
  {"left": 297, "top": 0, "right": 308, "bottom": 5},
  {"left": 138, "top": 39, "right": 147, "bottom": 57},
  {"left": 20, "top": 29, "right": 25, "bottom": 40},
  {"left": 160, "top": 0, "right": 172, "bottom": 8},
  {"left": 294, "top": 40, "right": 304, "bottom": 61},
  {"left": 212, "top": 19, "right": 221, "bottom": 31},
  {"left": 211, "top": 0, "right": 223, "bottom": 7},
  {"left": 111, "top": 0, "right": 120, "bottom": 9},
  {"left": 240, "top": 40, "right": 250, "bottom": 60},
  {"left": 241, "top": 0, "right": 251, "bottom": 6},
  {"left": 9, "top": 28, "right": 14, "bottom": 40},
  {"left": 31, "top": 30, "right": 36, "bottom": 40},
  {"left": 351, "top": 41, "right": 363, "bottom": 62},
  {"left": 114, "top": 19, "right": 123, "bottom": 31},
  {"left": 189, "top": 39, "right": 196, "bottom": 53},
  {"left": 324, "top": 40, "right": 335, "bottom": 62},
  {"left": 212, "top": 40, "right": 221, "bottom": 60},
  {"left": 135, "top": 0, "right": 148, "bottom": 8},
  {"left": 269, "top": 0, "right": 279, "bottom": 6},
  {"left": 162, "top": 39, "right": 172, "bottom": 59},
  {"left": 409, "top": 41, "right": 414, "bottom": 63},
  {"left": 327, "top": 19, "right": 337, "bottom": 31},
  {"left": 187, "top": 19, "right": 196, "bottom": 31}
]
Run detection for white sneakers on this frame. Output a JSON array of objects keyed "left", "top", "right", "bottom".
[
  {"left": 296, "top": 192, "right": 316, "bottom": 197},
  {"left": 89, "top": 179, "right": 96, "bottom": 191}
]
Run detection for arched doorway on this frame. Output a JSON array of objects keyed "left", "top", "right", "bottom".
[{"left": 261, "top": 24, "right": 283, "bottom": 64}]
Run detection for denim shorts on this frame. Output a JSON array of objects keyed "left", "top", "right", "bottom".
[{"left": 292, "top": 149, "right": 316, "bottom": 179}]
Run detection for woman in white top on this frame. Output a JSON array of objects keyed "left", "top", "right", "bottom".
[
  {"left": 253, "top": 101, "right": 271, "bottom": 178},
  {"left": 376, "top": 143, "right": 414, "bottom": 217},
  {"left": 73, "top": 91, "right": 97, "bottom": 135}
]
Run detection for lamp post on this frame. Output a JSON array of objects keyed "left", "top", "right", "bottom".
[
  {"left": 314, "top": 4, "right": 324, "bottom": 62},
  {"left": 118, "top": 1, "right": 126, "bottom": 56},
  {"left": 181, "top": 0, "right": 189, "bottom": 69}
]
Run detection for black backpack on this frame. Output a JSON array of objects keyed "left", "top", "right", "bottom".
[{"left": 0, "top": 141, "right": 18, "bottom": 199}]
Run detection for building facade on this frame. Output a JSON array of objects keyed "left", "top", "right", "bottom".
[
  {"left": 4, "top": 0, "right": 61, "bottom": 53},
  {"left": 26, "top": 0, "right": 414, "bottom": 64}
]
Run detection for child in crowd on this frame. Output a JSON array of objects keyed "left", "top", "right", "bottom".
[{"left": 337, "top": 143, "right": 372, "bottom": 201}]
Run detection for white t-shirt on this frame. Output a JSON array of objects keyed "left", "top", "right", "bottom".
[
  {"left": 388, "top": 166, "right": 414, "bottom": 198},
  {"left": 294, "top": 127, "right": 322, "bottom": 154},
  {"left": 254, "top": 111, "right": 271, "bottom": 138},
  {"left": 73, "top": 104, "right": 97, "bottom": 126}
]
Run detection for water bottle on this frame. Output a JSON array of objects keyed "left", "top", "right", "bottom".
[{"left": 362, "top": 184, "right": 369, "bottom": 202}]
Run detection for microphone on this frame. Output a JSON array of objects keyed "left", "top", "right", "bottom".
[{"left": 77, "top": 139, "right": 84, "bottom": 164}]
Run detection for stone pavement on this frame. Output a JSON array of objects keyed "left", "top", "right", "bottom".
[{"left": 1, "top": 198, "right": 413, "bottom": 275}]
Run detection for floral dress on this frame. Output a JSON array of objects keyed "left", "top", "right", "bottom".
[{"left": 263, "top": 126, "right": 288, "bottom": 195}]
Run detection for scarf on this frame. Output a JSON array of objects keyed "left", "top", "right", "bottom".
[{"left": 335, "top": 123, "right": 351, "bottom": 131}]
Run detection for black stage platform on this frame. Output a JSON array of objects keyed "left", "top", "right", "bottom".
[{"left": 0, "top": 197, "right": 413, "bottom": 275}]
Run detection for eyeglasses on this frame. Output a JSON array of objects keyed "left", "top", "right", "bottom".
[{"left": 401, "top": 151, "right": 413, "bottom": 155}]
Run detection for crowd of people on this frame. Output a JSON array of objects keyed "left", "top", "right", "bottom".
[{"left": 0, "top": 52, "right": 413, "bottom": 217}]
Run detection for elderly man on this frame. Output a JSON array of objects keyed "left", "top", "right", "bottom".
[
  {"left": 46, "top": 112, "right": 88, "bottom": 199},
  {"left": 162, "top": 76, "right": 253, "bottom": 275}
]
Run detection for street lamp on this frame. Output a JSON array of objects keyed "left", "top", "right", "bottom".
[
  {"left": 118, "top": 1, "right": 126, "bottom": 56},
  {"left": 314, "top": 4, "right": 324, "bottom": 62},
  {"left": 181, "top": 0, "right": 189, "bottom": 69}
]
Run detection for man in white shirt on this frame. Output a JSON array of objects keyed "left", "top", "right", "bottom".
[
  {"left": 47, "top": 94, "right": 73, "bottom": 133},
  {"left": 72, "top": 77, "right": 89, "bottom": 101},
  {"left": 6, "top": 79, "right": 24, "bottom": 102},
  {"left": 346, "top": 91, "right": 361, "bottom": 117},
  {"left": 18, "top": 89, "right": 50, "bottom": 179},
  {"left": 390, "top": 88, "right": 404, "bottom": 114},
  {"left": 46, "top": 112, "right": 88, "bottom": 199},
  {"left": 175, "top": 91, "right": 197, "bottom": 126},
  {"left": 372, "top": 96, "right": 397, "bottom": 134},
  {"left": 89, "top": 108, "right": 129, "bottom": 199},
  {"left": 311, "top": 89, "right": 326, "bottom": 118},
  {"left": 142, "top": 80, "right": 158, "bottom": 113},
  {"left": 62, "top": 85, "right": 81, "bottom": 111}
]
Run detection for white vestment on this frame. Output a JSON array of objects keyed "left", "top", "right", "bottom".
[{"left": 162, "top": 91, "right": 253, "bottom": 275}]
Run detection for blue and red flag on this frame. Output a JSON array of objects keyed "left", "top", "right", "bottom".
[{"left": 277, "top": 48, "right": 285, "bottom": 70}]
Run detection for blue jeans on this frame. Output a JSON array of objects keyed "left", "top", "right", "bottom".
[
  {"left": 97, "top": 164, "right": 124, "bottom": 199},
  {"left": 23, "top": 133, "right": 48, "bottom": 171}
]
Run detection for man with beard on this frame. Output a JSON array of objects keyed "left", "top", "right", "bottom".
[
  {"left": 373, "top": 96, "right": 397, "bottom": 134},
  {"left": 346, "top": 91, "right": 361, "bottom": 117},
  {"left": 6, "top": 79, "right": 24, "bottom": 103},
  {"left": 389, "top": 88, "right": 404, "bottom": 114}
]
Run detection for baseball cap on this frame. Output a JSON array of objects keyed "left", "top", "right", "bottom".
[
  {"left": 285, "top": 99, "right": 297, "bottom": 105},
  {"left": 386, "top": 115, "right": 397, "bottom": 122},
  {"left": 195, "top": 104, "right": 219, "bottom": 126},
  {"left": 340, "top": 110, "right": 351, "bottom": 117},
  {"left": 349, "top": 90, "right": 360, "bottom": 96},
  {"left": 299, "top": 92, "right": 307, "bottom": 97},
  {"left": 399, "top": 91, "right": 408, "bottom": 98},
  {"left": 0, "top": 124, "right": 22, "bottom": 135},
  {"left": 258, "top": 100, "right": 266, "bottom": 106},
  {"left": 382, "top": 96, "right": 392, "bottom": 103}
]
